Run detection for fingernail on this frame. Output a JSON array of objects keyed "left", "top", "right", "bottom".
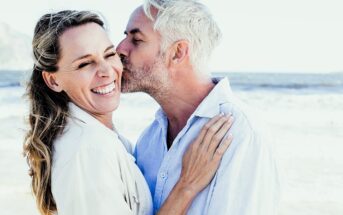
[{"left": 226, "top": 112, "right": 232, "bottom": 116}]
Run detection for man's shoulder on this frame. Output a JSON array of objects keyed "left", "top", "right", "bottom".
[
  {"left": 217, "top": 97, "right": 275, "bottom": 169},
  {"left": 220, "top": 97, "right": 270, "bottom": 148},
  {"left": 221, "top": 98, "right": 255, "bottom": 128},
  {"left": 136, "top": 119, "right": 162, "bottom": 147}
]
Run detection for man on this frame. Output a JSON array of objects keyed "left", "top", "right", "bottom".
[{"left": 116, "top": 0, "right": 280, "bottom": 214}]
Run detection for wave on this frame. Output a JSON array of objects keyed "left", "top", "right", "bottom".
[
  {"left": 214, "top": 72, "right": 343, "bottom": 91},
  {"left": 0, "top": 70, "right": 27, "bottom": 87},
  {"left": 1, "top": 70, "right": 343, "bottom": 92},
  {"left": 233, "top": 82, "right": 343, "bottom": 90}
]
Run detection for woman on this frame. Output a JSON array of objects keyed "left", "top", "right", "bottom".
[{"left": 23, "top": 10, "right": 233, "bottom": 215}]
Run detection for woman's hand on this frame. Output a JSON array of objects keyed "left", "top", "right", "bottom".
[
  {"left": 157, "top": 114, "right": 233, "bottom": 215},
  {"left": 178, "top": 113, "right": 233, "bottom": 195}
]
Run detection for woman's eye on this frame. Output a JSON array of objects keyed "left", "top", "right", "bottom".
[
  {"left": 106, "top": 52, "right": 117, "bottom": 58},
  {"left": 78, "top": 61, "right": 91, "bottom": 69}
]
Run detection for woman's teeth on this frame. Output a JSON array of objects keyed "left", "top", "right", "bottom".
[{"left": 91, "top": 82, "right": 115, "bottom": 95}]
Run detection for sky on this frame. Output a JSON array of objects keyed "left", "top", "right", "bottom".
[{"left": 0, "top": 0, "right": 342, "bottom": 73}]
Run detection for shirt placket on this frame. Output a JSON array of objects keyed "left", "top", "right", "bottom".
[
  {"left": 153, "top": 116, "right": 171, "bottom": 212},
  {"left": 154, "top": 151, "right": 172, "bottom": 211},
  {"left": 153, "top": 116, "right": 197, "bottom": 211}
]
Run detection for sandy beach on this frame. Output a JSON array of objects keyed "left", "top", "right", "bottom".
[{"left": 0, "top": 86, "right": 342, "bottom": 215}]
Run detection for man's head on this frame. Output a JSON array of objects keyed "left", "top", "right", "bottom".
[
  {"left": 116, "top": 6, "right": 169, "bottom": 94},
  {"left": 117, "top": 0, "right": 221, "bottom": 94}
]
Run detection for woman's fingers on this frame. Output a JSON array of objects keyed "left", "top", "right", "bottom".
[
  {"left": 200, "top": 114, "right": 230, "bottom": 147},
  {"left": 207, "top": 115, "right": 234, "bottom": 154},
  {"left": 213, "top": 133, "right": 233, "bottom": 161},
  {"left": 193, "top": 113, "right": 224, "bottom": 146}
]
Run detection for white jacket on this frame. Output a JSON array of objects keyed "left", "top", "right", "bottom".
[{"left": 51, "top": 103, "right": 152, "bottom": 215}]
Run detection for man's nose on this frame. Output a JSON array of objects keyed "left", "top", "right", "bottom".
[{"left": 116, "top": 40, "right": 128, "bottom": 57}]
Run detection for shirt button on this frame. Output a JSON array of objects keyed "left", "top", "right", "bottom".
[{"left": 160, "top": 172, "right": 167, "bottom": 179}]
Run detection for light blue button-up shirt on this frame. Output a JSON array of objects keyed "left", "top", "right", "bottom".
[{"left": 135, "top": 78, "right": 280, "bottom": 215}]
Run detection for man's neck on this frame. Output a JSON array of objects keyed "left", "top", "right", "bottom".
[{"left": 157, "top": 78, "right": 215, "bottom": 148}]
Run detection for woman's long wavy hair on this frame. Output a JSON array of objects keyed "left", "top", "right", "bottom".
[{"left": 23, "top": 10, "right": 104, "bottom": 215}]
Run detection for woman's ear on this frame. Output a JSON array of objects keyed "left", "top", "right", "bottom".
[
  {"left": 42, "top": 71, "right": 63, "bottom": 92},
  {"left": 170, "top": 40, "right": 189, "bottom": 64}
]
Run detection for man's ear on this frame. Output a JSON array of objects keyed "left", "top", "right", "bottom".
[
  {"left": 42, "top": 71, "right": 63, "bottom": 92},
  {"left": 170, "top": 40, "right": 189, "bottom": 65}
]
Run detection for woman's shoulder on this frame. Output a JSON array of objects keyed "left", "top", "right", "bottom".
[{"left": 52, "top": 116, "right": 118, "bottom": 170}]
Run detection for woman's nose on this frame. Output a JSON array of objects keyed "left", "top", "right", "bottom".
[{"left": 97, "top": 60, "right": 112, "bottom": 77}]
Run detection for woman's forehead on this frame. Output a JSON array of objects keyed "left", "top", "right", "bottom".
[{"left": 58, "top": 23, "right": 113, "bottom": 59}]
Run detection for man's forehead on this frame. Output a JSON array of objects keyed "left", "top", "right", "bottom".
[
  {"left": 129, "top": 7, "right": 148, "bottom": 24},
  {"left": 125, "top": 8, "right": 154, "bottom": 35}
]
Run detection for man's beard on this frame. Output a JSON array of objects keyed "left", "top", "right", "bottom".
[
  {"left": 120, "top": 56, "right": 169, "bottom": 97},
  {"left": 121, "top": 62, "right": 154, "bottom": 93}
]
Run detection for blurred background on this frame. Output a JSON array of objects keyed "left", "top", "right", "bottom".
[{"left": 0, "top": 0, "right": 342, "bottom": 214}]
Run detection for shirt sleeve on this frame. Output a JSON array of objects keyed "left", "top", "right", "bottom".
[
  {"left": 206, "top": 113, "right": 280, "bottom": 215},
  {"left": 52, "top": 146, "right": 133, "bottom": 215}
]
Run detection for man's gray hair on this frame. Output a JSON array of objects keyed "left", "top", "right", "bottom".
[{"left": 143, "top": 0, "right": 222, "bottom": 75}]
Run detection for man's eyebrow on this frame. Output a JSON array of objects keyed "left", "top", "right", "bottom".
[{"left": 124, "top": 28, "right": 143, "bottom": 35}]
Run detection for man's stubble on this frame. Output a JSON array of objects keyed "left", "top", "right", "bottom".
[{"left": 121, "top": 54, "right": 171, "bottom": 101}]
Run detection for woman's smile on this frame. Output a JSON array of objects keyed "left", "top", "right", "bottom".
[{"left": 91, "top": 81, "right": 116, "bottom": 95}]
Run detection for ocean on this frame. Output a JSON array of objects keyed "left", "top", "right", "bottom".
[
  {"left": 1, "top": 70, "right": 343, "bottom": 92},
  {"left": 0, "top": 71, "right": 342, "bottom": 215}
]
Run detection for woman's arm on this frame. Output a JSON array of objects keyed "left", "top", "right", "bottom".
[{"left": 157, "top": 114, "right": 234, "bottom": 215}]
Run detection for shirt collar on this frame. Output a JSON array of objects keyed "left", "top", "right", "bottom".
[
  {"left": 193, "top": 77, "right": 233, "bottom": 118},
  {"left": 154, "top": 77, "right": 233, "bottom": 123},
  {"left": 155, "top": 108, "right": 168, "bottom": 128},
  {"left": 68, "top": 102, "right": 116, "bottom": 133}
]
